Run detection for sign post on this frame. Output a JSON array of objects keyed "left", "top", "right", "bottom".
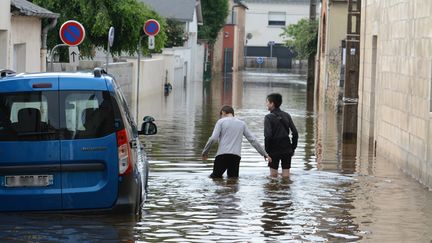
[
  {"left": 51, "top": 20, "right": 86, "bottom": 71},
  {"left": 256, "top": 56, "right": 264, "bottom": 68},
  {"left": 143, "top": 19, "right": 160, "bottom": 49},
  {"left": 136, "top": 19, "right": 161, "bottom": 122},
  {"left": 59, "top": 20, "right": 86, "bottom": 46},
  {"left": 68, "top": 46, "right": 79, "bottom": 66},
  {"left": 106, "top": 26, "right": 115, "bottom": 73}
]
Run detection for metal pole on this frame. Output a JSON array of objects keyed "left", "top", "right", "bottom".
[
  {"left": 106, "top": 44, "right": 110, "bottom": 73},
  {"left": 50, "top": 44, "right": 68, "bottom": 72},
  {"left": 244, "top": 40, "right": 247, "bottom": 68},
  {"left": 136, "top": 35, "right": 144, "bottom": 124},
  {"left": 270, "top": 44, "right": 273, "bottom": 59}
]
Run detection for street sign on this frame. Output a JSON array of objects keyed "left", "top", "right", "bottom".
[
  {"left": 148, "top": 35, "right": 155, "bottom": 50},
  {"left": 108, "top": 26, "right": 115, "bottom": 47},
  {"left": 68, "top": 46, "right": 79, "bottom": 66},
  {"left": 256, "top": 57, "right": 264, "bottom": 64},
  {"left": 143, "top": 19, "right": 160, "bottom": 36},
  {"left": 59, "top": 20, "right": 86, "bottom": 46},
  {"left": 268, "top": 41, "right": 275, "bottom": 46}
]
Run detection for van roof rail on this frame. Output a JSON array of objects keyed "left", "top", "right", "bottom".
[
  {"left": 93, "top": 68, "right": 107, "bottom": 78},
  {"left": 0, "top": 69, "right": 16, "bottom": 78}
]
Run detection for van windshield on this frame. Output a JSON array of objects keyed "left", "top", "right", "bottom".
[{"left": 0, "top": 91, "right": 116, "bottom": 141}]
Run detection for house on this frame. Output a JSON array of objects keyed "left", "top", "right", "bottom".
[
  {"left": 357, "top": 0, "right": 432, "bottom": 188},
  {"left": 213, "top": 0, "right": 248, "bottom": 73},
  {"left": 316, "top": 0, "right": 348, "bottom": 110},
  {"left": 243, "top": 0, "right": 309, "bottom": 68},
  {"left": 0, "top": 0, "right": 59, "bottom": 73},
  {"left": 141, "top": 0, "right": 204, "bottom": 83}
]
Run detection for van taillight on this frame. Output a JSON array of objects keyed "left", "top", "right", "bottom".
[{"left": 116, "top": 128, "right": 132, "bottom": 175}]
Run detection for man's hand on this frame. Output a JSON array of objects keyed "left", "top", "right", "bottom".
[
  {"left": 202, "top": 155, "right": 208, "bottom": 161},
  {"left": 265, "top": 155, "right": 272, "bottom": 163}
]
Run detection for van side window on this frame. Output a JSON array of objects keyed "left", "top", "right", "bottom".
[
  {"left": 60, "top": 91, "right": 115, "bottom": 139},
  {"left": 115, "top": 88, "right": 138, "bottom": 137},
  {"left": 0, "top": 92, "right": 58, "bottom": 141}
]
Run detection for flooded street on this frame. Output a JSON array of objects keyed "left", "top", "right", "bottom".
[{"left": 1, "top": 70, "right": 432, "bottom": 242}]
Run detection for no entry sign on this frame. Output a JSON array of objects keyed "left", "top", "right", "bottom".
[
  {"left": 143, "top": 19, "right": 160, "bottom": 36},
  {"left": 59, "top": 20, "right": 86, "bottom": 46}
]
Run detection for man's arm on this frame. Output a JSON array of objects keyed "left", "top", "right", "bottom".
[
  {"left": 243, "top": 123, "right": 270, "bottom": 161},
  {"left": 288, "top": 114, "right": 298, "bottom": 150},
  {"left": 264, "top": 115, "right": 272, "bottom": 153},
  {"left": 201, "top": 120, "right": 222, "bottom": 158}
]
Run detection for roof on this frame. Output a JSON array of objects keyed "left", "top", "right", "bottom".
[
  {"left": 11, "top": 0, "right": 59, "bottom": 18},
  {"left": 141, "top": 0, "right": 196, "bottom": 22},
  {"left": 235, "top": 0, "right": 249, "bottom": 9}
]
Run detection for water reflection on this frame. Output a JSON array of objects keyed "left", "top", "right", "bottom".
[
  {"left": 0, "top": 213, "right": 136, "bottom": 242},
  {"left": 260, "top": 178, "right": 292, "bottom": 238},
  {"left": 138, "top": 70, "right": 432, "bottom": 242},
  {"left": 1, "top": 70, "right": 432, "bottom": 242}
]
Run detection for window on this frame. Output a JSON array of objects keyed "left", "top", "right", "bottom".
[
  {"left": 60, "top": 91, "right": 116, "bottom": 139},
  {"left": 268, "top": 12, "right": 286, "bottom": 26},
  {"left": 0, "top": 91, "right": 120, "bottom": 141},
  {"left": 0, "top": 92, "right": 58, "bottom": 141}
]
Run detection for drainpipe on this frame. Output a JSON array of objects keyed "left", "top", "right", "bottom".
[
  {"left": 41, "top": 17, "right": 58, "bottom": 72},
  {"left": 231, "top": 5, "right": 238, "bottom": 24}
]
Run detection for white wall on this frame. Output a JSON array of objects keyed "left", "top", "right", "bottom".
[
  {"left": 135, "top": 58, "right": 165, "bottom": 121},
  {"left": 245, "top": 2, "right": 309, "bottom": 46},
  {"left": 10, "top": 16, "right": 42, "bottom": 72},
  {"left": 163, "top": 47, "right": 192, "bottom": 84},
  {"left": 0, "top": 0, "right": 11, "bottom": 69},
  {"left": 0, "top": 0, "right": 11, "bottom": 30},
  {"left": 195, "top": 43, "right": 204, "bottom": 82}
]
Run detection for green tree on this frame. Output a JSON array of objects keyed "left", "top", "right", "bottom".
[
  {"left": 280, "top": 18, "right": 318, "bottom": 59},
  {"left": 198, "top": 0, "right": 229, "bottom": 43},
  {"left": 33, "top": 0, "right": 167, "bottom": 57},
  {"left": 165, "top": 19, "right": 186, "bottom": 48}
]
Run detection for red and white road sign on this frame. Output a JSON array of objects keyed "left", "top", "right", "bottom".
[
  {"left": 143, "top": 19, "right": 160, "bottom": 36},
  {"left": 59, "top": 20, "right": 86, "bottom": 46}
]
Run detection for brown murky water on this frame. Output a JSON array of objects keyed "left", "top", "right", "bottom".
[{"left": 1, "top": 70, "right": 432, "bottom": 242}]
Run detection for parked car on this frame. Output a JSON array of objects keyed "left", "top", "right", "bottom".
[{"left": 0, "top": 68, "right": 157, "bottom": 214}]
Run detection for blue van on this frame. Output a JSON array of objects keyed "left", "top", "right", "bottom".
[{"left": 0, "top": 68, "right": 156, "bottom": 214}]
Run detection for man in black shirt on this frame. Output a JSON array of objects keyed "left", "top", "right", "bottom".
[{"left": 264, "top": 93, "right": 298, "bottom": 177}]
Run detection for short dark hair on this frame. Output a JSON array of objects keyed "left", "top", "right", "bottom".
[
  {"left": 267, "top": 93, "right": 282, "bottom": 108},
  {"left": 220, "top": 105, "right": 234, "bottom": 116}
]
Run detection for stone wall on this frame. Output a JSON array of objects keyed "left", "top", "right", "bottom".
[{"left": 358, "top": 0, "right": 432, "bottom": 188}]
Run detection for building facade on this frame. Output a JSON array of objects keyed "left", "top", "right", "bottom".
[
  {"left": 0, "top": 0, "right": 58, "bottom": 73},
  {"left": 244, "top": 0, "right": 309, "bottom": 68},
  {"left": 316, "top": 0, "right": 348, "bottom": 110},
  {"left": 357, "top": 0, "right": 432, "bottom": 188},
  {"left": 212, "top": 0, "right": 248, "bottom": 73}
]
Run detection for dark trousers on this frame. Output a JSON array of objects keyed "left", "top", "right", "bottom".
[
  {"left": 210, "top": 154, "right": 241, "bottom": 178},
  {"left": 268, "top": 153, "right": 292, "bottom": 170}
]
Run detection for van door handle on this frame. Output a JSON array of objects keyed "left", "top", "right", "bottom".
[{"left": 129, "top": 140, "right": 138, "bottom": 149}]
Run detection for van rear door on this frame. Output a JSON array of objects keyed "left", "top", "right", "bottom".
[
  {"left": 0, "top": 77, "right": 61, "bottom": 211},
  {"left": 59, "top": 77, "right": 118, "bottom": 210}
]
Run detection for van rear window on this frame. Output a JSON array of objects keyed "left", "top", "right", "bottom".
[
  {"left": 0, "top": 91, "right": 117, "bottom": 141},
  {"left": 0, "top": 92, "right": 59, "bottom": 141},
  {"left": 60, "top": 91, "right": 116, "bottom": 139}
]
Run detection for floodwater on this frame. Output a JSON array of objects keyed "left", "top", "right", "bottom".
[{"left": 1, "top": 70, "right": 432, "bottom": 242}]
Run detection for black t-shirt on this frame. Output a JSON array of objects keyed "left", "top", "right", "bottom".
[{"left": 264, "top": 108, "right": 298, "bottom": 156}]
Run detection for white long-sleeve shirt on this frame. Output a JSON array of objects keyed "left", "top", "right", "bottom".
[{"left": 202, "top": 116, "right": 268, "bottom": 158}]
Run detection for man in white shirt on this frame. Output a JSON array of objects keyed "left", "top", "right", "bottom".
[{"left": 202, "top": 106, "right": 272, "bottom": 178}]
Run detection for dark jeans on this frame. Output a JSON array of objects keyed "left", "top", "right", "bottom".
[
  {"left": 210, "top": 154, "right": 241, "bottom": 178},
  {"left": 268, "top": 153, "right": 292, "bottom": 170}
]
